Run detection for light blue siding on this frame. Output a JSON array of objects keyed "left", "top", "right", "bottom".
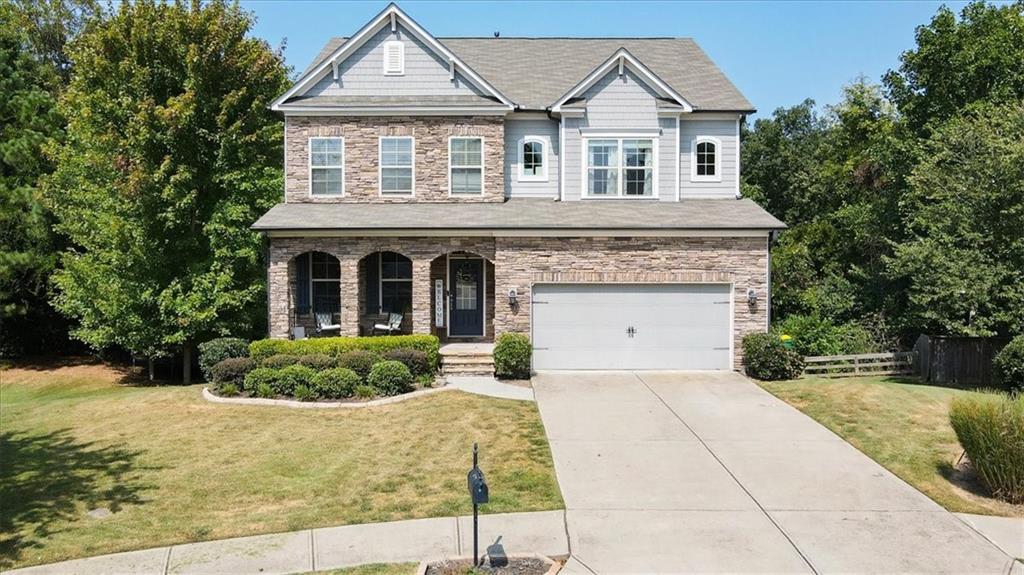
[
  {"left": 305, "top": 24, "right": 484, "bottom": 97},
  {"left": 504, "top": 118, "right": 560, "bottom": 199},
  {"left": 679, "top": 119, "right": 739, "bottom": 199},
  {"left": 561, "top": 69, "right": 674, "bottom": 201},
  {"left": 580, "top": 69, "right": 661, "bottom": 128}
]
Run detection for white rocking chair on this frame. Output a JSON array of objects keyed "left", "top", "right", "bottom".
[
  {"left": 372, "top": 312, "right": 403, "bottom": 335},
  {"left": 315, "top": 312, "right": 342, "bottom": 335}
]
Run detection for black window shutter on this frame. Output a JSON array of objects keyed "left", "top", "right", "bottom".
[
  {"left": 366, "top": 252, "right": 380, "bottom": 314},
  {"left": 295, "top": 253, "right": 310, "bottom": 314}
]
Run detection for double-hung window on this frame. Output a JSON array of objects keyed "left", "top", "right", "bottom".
[
  {"left": 449, "top": 137, "right": 484, "bottom": 195},
  {"left": 379, "top": 252, "right": 412, "bottom": 315},
  {"left": 309, "top": 137, "right": 344, "bottom": 196},
  {"left": 585, "top": 138, "right": 655, "bottom": 198},
  {"left": 380, "top": 137, "right": 414, "bottom": 195}
]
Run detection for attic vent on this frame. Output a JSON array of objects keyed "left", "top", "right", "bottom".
[{"left": 383, "top": 40, "right": 404, "bottom": 75}]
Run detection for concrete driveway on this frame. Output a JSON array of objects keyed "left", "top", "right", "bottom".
[{"left": 534, "top": 371, "right": 1019, "bottom": 574}]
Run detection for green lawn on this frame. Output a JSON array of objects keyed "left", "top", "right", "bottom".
[
  {"left": 0, "top": 361, "right": 563, "bottom": 570},
  {"left": 760, "top": 375, "right": 1023, "bottom": 518}
]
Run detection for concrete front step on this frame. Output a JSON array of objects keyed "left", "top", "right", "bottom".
[
  {"left": 443, "top": 355, "right": 494, "bottom": 365},
  {"left": 443, "top": 364, "right": 494, "bottom": 376},
  {"left": 440, "top": 342, "right": 494, "bottom": 376}
]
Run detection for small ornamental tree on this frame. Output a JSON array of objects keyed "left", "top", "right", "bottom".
[{"left": 46, "top": 0, "right": 289, "bottom": 381}]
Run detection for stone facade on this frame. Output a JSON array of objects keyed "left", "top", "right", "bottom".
[
  {"left": 491, "top": 236, "right": 769, "bottom": 370},
  {"left": 285, "top": 116, "right": 504, "bottom": 203},
  {"left": 267, "top": 235, "right": 768, "bottom": 369}
]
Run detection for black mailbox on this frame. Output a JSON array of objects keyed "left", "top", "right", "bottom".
[{"left": 467, "top": 467, "right": 489, "bottom": 505}]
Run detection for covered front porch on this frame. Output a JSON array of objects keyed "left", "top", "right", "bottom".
[{"left": 267, "top": 237, "right": 497, "bottom": 343}]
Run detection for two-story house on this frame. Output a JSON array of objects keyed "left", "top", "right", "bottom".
[{"left": 252, "top": 3, "right": 785, "bottom": 371}]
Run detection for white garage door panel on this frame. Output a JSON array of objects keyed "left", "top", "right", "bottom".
[{"left": 532, "top": 283, "right": 731, "bottom": 370}]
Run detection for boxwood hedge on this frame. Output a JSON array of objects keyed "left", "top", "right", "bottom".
[{"left": 250, "top": 335, "right": 439, "bottom": 372}]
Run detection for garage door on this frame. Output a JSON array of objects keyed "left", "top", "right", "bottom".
[{"left": 531, "top": 283, "right": 732, "bottom": 370}]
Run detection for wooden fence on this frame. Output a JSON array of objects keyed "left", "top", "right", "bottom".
[
  {"left": 913, "top": 335, "right": 1010, "bottom": 386},
  {"left": 803, "top": 352, "right": 916, "bottom": 378}
]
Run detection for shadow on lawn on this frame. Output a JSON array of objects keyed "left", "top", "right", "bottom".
[{"left": 0, "top": 428, "right": 152, "bottom": 568}]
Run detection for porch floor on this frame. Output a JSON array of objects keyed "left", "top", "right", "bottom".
[{"left": 439, "top": 343, "right": 494, "bottom": 355}]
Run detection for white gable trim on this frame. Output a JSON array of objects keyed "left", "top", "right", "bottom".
[
  {"left": 550, "top": 48, "right": 693, "bottom": 113},
  {"left": 271, "top": 3, "right": 515, "bottom": 111}
]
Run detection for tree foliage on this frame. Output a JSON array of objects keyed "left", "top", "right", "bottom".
[
  {"left": 0, "top": 2, "right": 63, "bottom": 355},
  {"left": 748, "top": 1, "right": 1024, "bottom": 346},
  {"left": 45, "top": 0, "right": 289, "bottom": 374}
]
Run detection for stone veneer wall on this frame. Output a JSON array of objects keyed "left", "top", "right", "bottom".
[
  {"left": 267, "top": 235, "right": 768, "bottom": 369},
  {"left": 285, "top": 116, "right": 504, "bottom": 203},
  {"left": 491, "top": 236, "right": 769, "bottom": 370}
]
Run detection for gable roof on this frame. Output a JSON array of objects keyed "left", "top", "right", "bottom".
[
  {"left": 550, "top": 47, "right": 693, "bottom": 113},
  {"left": 273, "top": 3, "right": 514, "bottom": 111},
  {"left": 300, "top": 36, "right": 754, "bottom": 112}
]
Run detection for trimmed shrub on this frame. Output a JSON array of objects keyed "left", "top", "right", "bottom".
[
  {"left": 255, "top": 382, "right": 274, "bottom": 398},
  {"left": 337, "top": 350, "right": 380, "bottom": 380},
  {"left": 198, "top": 337, "right": 249, "bottom": 381},
  {"left": 354, "top": 385, "right": 376, "bottom": 399},
  {"left": 293, "top": 384, "right": 315, "bottom": 402},
  {"left": 367, "top": 360, "right": 413, "bottom": 396},
  {"left": 993, "top": 336, "right": 1024, "bottom": 393},
  {"left": 209, "top": 357, "right": 255, "bottom": 388},
  {"left": 250, "top": 335, "right": 440, "bottom": 371},
  {"left": 262, "top": 354, "right": 299, "bottom": 369},
  {"left": 310, "top": 368, "right": 361, "bottom": 399},
  {"left": 384, "top": 348, "right": 430, "bottom": 376},
  {"left": 218, "top": 383, "right": 240, "bottom": 397},
  {"left": 949, "top": 393, "right": 1024, "bottom": 503},
  {"left": 742, "top": 333, "right": 805, "bottom": 381},
  {"left": 243, "top": 367, "right": 279, "bottom": 394},
  {"left": 296, "top": 354, "right": 336, "bottom": 371},
  {"left": 494, "top": 333, "right": 531, "bottom": 379},
  {"left": 275, "top": 364, "right": 315, "bottom": 396}
]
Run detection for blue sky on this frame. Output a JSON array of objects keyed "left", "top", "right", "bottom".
[{"left": 244, "top": 0, "right": 970, "bottom": 120}]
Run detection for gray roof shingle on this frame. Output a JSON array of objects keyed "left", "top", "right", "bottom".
[
  {"left": 252, "top": 198, "right": 785, "bottom": 232},
  {"left": 297, "top": 37, "right": 753, "bottom": 112}
]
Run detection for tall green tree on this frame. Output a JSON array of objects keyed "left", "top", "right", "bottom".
[
  {"left": 0, "top": 2, "right": 64, "bottom": 356},
  {"left": 884, "top": 1, "right": 1024, "bottom": 135},
  {"left": 886, "top": 102, "right": 1024, "bottom": 336},
  {"left": 46, "top": 0, "right": 289, "bottom": 381}
]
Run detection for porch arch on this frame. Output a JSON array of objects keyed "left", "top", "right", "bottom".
[
  {"left": 357, "top": 250, "right": 414, "bottom": 335},
  {"left": 288, "top": 250, "right": 342, "bottom": 337}
]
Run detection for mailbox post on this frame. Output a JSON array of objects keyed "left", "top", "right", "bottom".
[{"left": 467, "top": 443, "right": 489, "bottom": 566}]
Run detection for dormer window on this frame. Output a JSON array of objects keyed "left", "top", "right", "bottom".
[
  {"left": 691, "top": 136, "right": 721, "bottom": 182},
  {"left": 383, "top": 40, "right": 404, "bottom": 75}
]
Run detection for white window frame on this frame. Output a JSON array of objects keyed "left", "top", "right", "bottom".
[
  {"left": 378, "top": 252, "right": 413, "bottom": 314},
  {"left": 517, "top": 135, "right": 549, "bottom": 182},
  {"left": 308, "top": 137, "right": 344, "bottom": 197},
  {"left": 382, "top": 40, "right": 404, "bottom": 76},
  {"left": 448, "top": 136, "right": 485, "bottom": 196},
  {"left": 581, "top": 135, "right": 659, "bottom": 199},
  {"left": 378, "top": 136, "right": 415, "bottom": 196},
  {"left": 691, "top": 136, "right": 722, "bottom": 183}
]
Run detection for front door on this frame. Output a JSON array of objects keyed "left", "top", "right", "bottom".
[{"left": 449, "top": 258, "right": 484, "bottom": 337}]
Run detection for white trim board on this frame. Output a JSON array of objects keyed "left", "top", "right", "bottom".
[
  {"left": 551, "top": 48, "right": 693, "bottom": 113},
  {"left": 264, "top": 229, "right": 774, "bottom": 238}
]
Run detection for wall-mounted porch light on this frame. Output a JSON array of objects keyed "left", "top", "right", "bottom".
[
  {"left": 507, "top": 288, "right": 518, "bottom": 307},
  {"left": 746, "top": 288, "right": 759, "bottom": 306}
]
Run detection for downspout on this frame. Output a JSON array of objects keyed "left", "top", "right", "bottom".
[{"left": 547, "top": 108, "right": 563, "bottom": 201}]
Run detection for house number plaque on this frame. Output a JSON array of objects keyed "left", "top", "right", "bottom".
[{"left": 434, "top": 279, "right": 445, "bottom": 327}]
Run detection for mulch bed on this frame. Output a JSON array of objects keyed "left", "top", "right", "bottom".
[{"left": 425, "top": 556, "right": 553, "bottom": 575}]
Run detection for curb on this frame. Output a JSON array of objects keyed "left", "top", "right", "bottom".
[{"left": 201, "top": 385, "right": 454, "bottom": 409}]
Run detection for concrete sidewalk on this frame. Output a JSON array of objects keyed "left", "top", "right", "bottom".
[
  {"left": 6, "top": 511, "right": 568, "bottom": 575},
  {"left": 534, "top": 370, "right": 1022, "bottom": 574}
]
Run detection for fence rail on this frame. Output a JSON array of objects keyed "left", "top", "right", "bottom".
[{"left": 803, "top": 351, "right": 916, "bottom": 378}]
